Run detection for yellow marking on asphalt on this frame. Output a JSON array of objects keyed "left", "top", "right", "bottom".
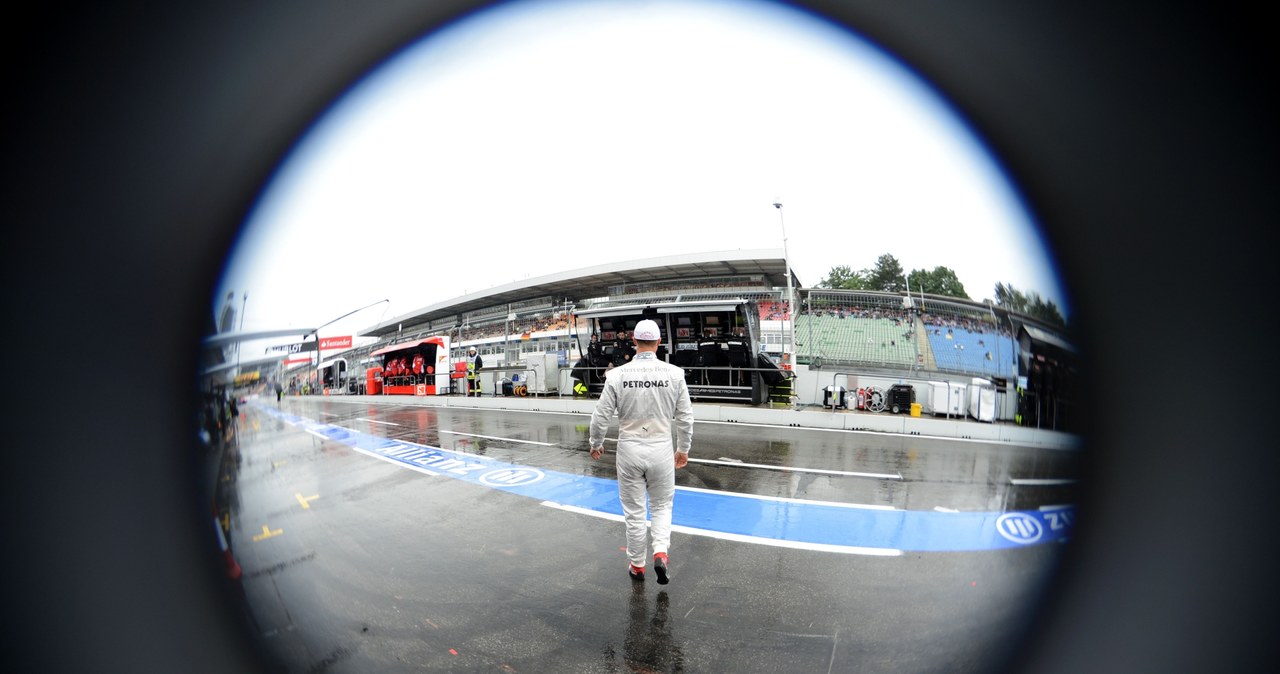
[
  {"left": 252, "top": 525, "right": 283, "bottom": 541},
  {"left": 273, "top": 460, "right": 288, "bottom": 469},
  {"left": 295, "top": 493, "right": 320, "bottom": 509}
]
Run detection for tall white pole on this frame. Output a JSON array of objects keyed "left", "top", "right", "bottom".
[
  {"left": 773, "top": 202, "right": 797, "bottom": 405},
  {"left": 236, "top": 291, "right": 247, "bottom": 389}
]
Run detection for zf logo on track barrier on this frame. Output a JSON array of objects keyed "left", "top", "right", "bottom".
[{"left": 995, "top": 513, "right": 1044, "bottom": 544}]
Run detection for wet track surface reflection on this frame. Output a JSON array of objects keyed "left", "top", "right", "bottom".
[
  {"left": 324, "top": 400, "right": 1078, "bottom": 514},
  {"left": 215, "top": 397, "right": 1080, "bottom": 672}
]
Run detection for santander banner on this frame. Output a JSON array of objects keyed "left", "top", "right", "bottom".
[{"left": 319, "top": 336, "right": 352, "bottom": 351}]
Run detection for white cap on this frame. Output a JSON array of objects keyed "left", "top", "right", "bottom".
[{"left": 633, "top": 319, "right": 661, "bottom": 341}]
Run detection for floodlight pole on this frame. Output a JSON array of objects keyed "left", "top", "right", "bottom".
[
  {"left": 235, "top": 291, "right": 247, "bottom": 389},
  {"left": 774, "top": 201, "right": 798, "bottom": 409}
]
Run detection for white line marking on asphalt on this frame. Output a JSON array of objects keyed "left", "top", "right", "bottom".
[
  {"left": 827, "top": 629, "right": 839, "bottom": 674},
  {"left": 357, "top": 417, "right": 400, "bottom": 426},
  {"left": 439, "top": 430, "right": 557, "bottom": 446},
  {"left": 687, "top": 457, "right": 901, "bottom": 480},
  {"left": 933, "top": 506, "right": 959, "bottom": 513},
  {"left": 763, "top": 630, "right": 835, "bottom": 639},
  {"left": 1010, "top": 477, "right": 1076, "bottom": 486},
  {"left": 539, "top": 501, "right": 902, "bottom": 556}
]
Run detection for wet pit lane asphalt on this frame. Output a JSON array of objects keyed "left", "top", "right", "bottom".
[{"left": 217, "top": 396, "right": 1081, "bottom": 673}]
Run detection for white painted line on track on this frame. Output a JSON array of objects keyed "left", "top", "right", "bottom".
[
  {"left": 357, "top": 417, "right": 400, "bottom": 426},
  {"left": 540, "top": 501, "right": 624, "bottom": 523},
  {"left": 439, "top": 430, "right": 557, "bottom": 446},
  {"left": 687, "top": 457, "right": 900, "bottom": 480},
  {"left": 1010, "top": 477, "right": 1076, "bottom": 486},
  {"left": 539, "top": 501, "right": 902, "bottom": 556},
  {"left": 298, "top": 398, "right": 1072, "bottom": 451},
  {"left": 674, "top": 485, "right": 898, "bottom": 511}
]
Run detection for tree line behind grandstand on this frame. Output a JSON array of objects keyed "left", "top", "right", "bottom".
[{"left": 817, "top": 253, "right": 1066, "bottom": 328}]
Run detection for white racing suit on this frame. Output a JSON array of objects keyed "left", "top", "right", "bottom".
[{"left": 589, "top": 351, "right": 694, "bottom": 567}]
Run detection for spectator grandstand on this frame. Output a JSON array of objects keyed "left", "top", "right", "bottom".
[
  {"left": 796, "top": 290, "right": 919, "bottom": 368},
  {"left": 790, "top": 289, "right": 1032, "bottom": 381}
]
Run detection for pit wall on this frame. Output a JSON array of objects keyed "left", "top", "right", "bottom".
[
  {"left": 791, "top": 364, "right": 1020, "bottom": 422},
  {"left": 320, "top": 390, "right": 1080, "bottom": 450}
]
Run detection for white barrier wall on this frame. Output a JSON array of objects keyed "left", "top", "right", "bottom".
[
  {"left": 793, "top": 365, "right": 1018, "bottom": 422},
  {"left": 328, "top": 390, "right": 1079, "bottom": 449}
]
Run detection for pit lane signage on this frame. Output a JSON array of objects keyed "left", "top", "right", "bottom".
[
  {"left": 266, "top": 335, "right": 351, "bottom": 354},
  {"left": 267, "top": 341, "right": 317, "bottom": 354},
  {"left": 319, "top": 336, "right": 352, "bottom": 350}
]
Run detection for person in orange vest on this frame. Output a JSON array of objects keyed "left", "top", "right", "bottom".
[{"left": 466, "top": 346, "right": 483, "bottom": 396}]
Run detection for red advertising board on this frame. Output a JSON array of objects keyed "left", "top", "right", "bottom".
[{"left": 319, "top": 335, "right": 352, "bottom": 350}]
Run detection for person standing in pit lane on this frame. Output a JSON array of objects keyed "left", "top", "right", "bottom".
[
  {"left": 466, "top": 346, "right": 483, "bottom": 396},
  {"left": 589, "top": 319, "right": 693, "bottom": 585}
]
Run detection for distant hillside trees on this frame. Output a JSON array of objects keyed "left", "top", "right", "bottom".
[
  {"left": 994, "top": 282, "right": 1066, "bottom": 327},
  {"left": 907, "top": 266, "right": 968, "bottom": 299},
  {"left": 819, "top": 254, "right": 967, "bottom": 299},
  {"left": 817, "top": 264, "right": 868, "bottom": 290},
  {"left": 817, "top": 256, "right": 1065, "bottom": 329}
]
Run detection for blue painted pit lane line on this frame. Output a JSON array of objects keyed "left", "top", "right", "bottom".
[{"left": 257, "top": 404, "right": 1074, "bottom": 554}]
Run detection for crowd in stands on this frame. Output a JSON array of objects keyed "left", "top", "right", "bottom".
[
  {"left": 801, "top": 305, "right": 916, "bottom": 342},
  {"left": 794, "top": 305, "right": 918, "bottom": 368},
  {"left": 758, "top": 300, "right": 790, "bottom": 320},
  {"left": 803, "top": 303, "right": 912, "bottom": 323},
  {"left": 460, "top": 315, "right": 578, "bottom": 340},
  {"left": 615, "top": 276, "right": 765, "bottom": 296},
  {"left": 919, "top": 312, "right": 1014, "bottom": 338}
]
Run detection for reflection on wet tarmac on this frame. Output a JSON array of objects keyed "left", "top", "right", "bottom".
[
  {"left": 623, "top": 588, "right": 682, "bottom": 671},
  {"left": 214, "top": 397, "right": 1079, "bottom": 672}
]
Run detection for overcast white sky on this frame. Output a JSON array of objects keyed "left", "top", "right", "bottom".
[{"left": 215, "top": 0, "right": 1068, "bottom": 359}]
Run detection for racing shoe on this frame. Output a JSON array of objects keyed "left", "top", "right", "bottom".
[
  {"left": 654, "top": 553, "right": 669, "bottom": 585},
  {"left": 629, "top": 563, "right": 645, "bottom": 582}
]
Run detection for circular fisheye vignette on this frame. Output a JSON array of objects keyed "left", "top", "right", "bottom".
[{"left": 202, "top": 2, "right": 1082, "bottom": 670}]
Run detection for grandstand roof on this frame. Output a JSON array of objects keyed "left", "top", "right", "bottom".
[
  {"left": 360, "top": 249, "right": 797, "bottom": 338},
  {"left": 1021, "top": 324, "right": 1077, "bottom": 353}
]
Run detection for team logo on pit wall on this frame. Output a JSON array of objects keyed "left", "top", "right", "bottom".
[{"left": 995, "top": 512, "right": 1044, "bottom": 544}]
